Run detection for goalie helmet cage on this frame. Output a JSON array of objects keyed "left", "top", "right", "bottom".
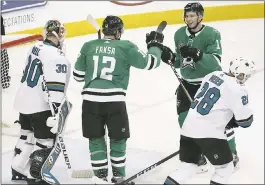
[{"left": 1, "top": 34, "right": 43, "bottom": 136}]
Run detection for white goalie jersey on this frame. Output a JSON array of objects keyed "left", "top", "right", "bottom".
[
  {"left": 181, "top": 71, "right": 253, "bottom": 140},
  {"left": 14, "top": 41, "right": 71, "bottom": 114}
]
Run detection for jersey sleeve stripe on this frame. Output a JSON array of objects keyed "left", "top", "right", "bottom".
[
  {"left": 73, "top": 68, "right": 85, "bottom": 76},
  {"left": 148, "top": 54, "right": 158, "bottom": 70},
  {"left": 73, "top": 69, "right": 85, "bottom": 81},
  {"left": 73, "top": 69, "right": 85, "bottom": 80},
  {"left": 46, "top": 82, "right": 65, "bottom": 92},
  {"left": 236, "top": 115, "right": 253, "bottom": 128},
  {"left": 212, "top": 54, "right": 221, "bottom": 63},
  {"left": 144, "top": 54, "right": 154, "bottom": 70}
]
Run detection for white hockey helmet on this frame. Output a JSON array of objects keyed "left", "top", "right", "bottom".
[
  {"left": 229, "top": 57, "right": 255, "bottom": 85},
  {"left": 43, "top": 20, "right": 66, "bottom": 45}
]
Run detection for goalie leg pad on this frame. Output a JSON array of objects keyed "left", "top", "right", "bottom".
[
  {"left": 14, "top": 129, "right": 34, "bottom": 157},
  {"left": 11, "top": 142, "right": 34, "bottom": 177},
  {"left": 29, "top": 148, "right": 53, "bottom": 179}
]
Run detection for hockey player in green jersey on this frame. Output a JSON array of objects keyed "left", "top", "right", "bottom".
[
  {"left": 160, "top": 2, "right": 239, "bottom": 172},
  {"left": 73, "top": 15, "right": 164, "bottom": 183}
]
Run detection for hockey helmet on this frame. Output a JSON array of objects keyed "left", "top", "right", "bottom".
[
  {"left": 43, "top": 20, "right": 66, "bottom": 44},
  {"left": 102, "top": 15, "right": 124, "bottom": 39},
  {"left": 229, "top": 57, "right": 255, "bottom": 85},
  {"left": 184, "top": 2, "right": 204, "bottom": 16}
]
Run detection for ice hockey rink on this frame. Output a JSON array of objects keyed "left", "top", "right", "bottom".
[{"left": 1, "top": 18, "right": 264, "bottom": 184}]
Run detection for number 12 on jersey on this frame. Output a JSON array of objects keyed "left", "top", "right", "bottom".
[
  {"left": 190, "top": 82, "right": 221, "bottom": 115},
  {"left": 92, "top": 55, "right": 116, "bottom": 81}
]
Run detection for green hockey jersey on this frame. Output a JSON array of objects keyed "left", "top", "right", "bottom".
[
  {"left": 174, "top": 25, "right": 222, "bottom": 84},
  {"left": 73, "top": 39, "right": 162, "bottom": 102}
]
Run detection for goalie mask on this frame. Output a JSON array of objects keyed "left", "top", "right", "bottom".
[
  {"left": 43, "top": 20, "right": 66, "bottom": 46},
  {"left": 229, "top": 57, "right": 255, "bottom": 85}
]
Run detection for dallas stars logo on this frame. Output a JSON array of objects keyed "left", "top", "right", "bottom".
[
  {"left": 181, "top": 57, "right": 196, "bottom": 70},
  {"left": 178, "top": 39, "right": 196, "bottom": 70}
]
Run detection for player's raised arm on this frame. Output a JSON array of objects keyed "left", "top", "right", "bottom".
[{"left": 127, "top": 31, "right": 164, "bottom": 70}]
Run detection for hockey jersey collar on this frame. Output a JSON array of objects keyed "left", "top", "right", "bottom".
[
  {"left": 186, "top": 25, "right": 205, "bottom": 38},
  {"left": 43, "top": 39, "right": 60, "bottom": 48}
]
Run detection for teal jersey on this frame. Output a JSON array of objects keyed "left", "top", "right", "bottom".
[
  {"left": 174, "top": 25, "right": 222, "bottom": 84},
  {"left": 73, "top": 39, "right": 162, "bottom": 102}
]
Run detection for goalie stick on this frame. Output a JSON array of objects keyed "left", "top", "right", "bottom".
[{"left": 36, "top": 62, "right": 79, "bottom": 184}]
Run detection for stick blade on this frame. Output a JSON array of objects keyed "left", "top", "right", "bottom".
[
  {"left": 87, "top": 14, "right": 100, "bottom": 31},
  {"left": 156, "top": 21, "right": 167, "bottom": 33}
]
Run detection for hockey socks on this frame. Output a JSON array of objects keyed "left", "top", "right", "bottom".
[
  {"left": 89, "top": 137, "right": 108, "bottom": 178},
  {"left": 110, "top": 139, "right": 126, "bottom": 177}
]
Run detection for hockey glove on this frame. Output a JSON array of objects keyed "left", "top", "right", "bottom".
[
  {"left": 46, "top": 116, "right": 59, "bottom": 134},
  {"left": 161, "top": 46, "right": 176, "bottom": 65},
  {"left": 179, "top": 45, "right": 203, "bottom": 62},
  {"left": 46, "top": 103, "right": 61, "bottom": 134},
  {"left": 146, "top": 31, "right": 164, "bottom": 50}
]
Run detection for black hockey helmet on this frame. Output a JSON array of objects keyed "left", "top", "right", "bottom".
[
  {"left": 102, "top": 15, "right": 124, "bottom": 39},
  {"left": 184, "top": 2, "right": 204, "bottom": 16}
]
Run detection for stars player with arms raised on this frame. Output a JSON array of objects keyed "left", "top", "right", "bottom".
[
  {"left": 160, "top": 2, "right": 240, "bottom": 172},
  {"left": 73, "top": 15, "right": 164, "bottom": 183}
]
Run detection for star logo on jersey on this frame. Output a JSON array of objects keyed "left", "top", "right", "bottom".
[{"left": 181, "top": 57, "right": 196, "bottom": 70}]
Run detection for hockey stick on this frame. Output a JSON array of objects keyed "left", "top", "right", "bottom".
[
  {"left": 117, "top": 21, "right": 181, "bottom": 184},
  {"left": 87, "top": 14, "right": 101, "bottom": 39},
  {"left": 70, "top": 14, "right": 103, "bottom": 179},
  {"left": 118, "top": 151, "right": 179, "bottom": 184},
  {"left": 37, "top": 62, "right": 85, "bottom": 184},
  {"left": 167, "top": 60, "right": 193, "bottom": 102},
  {"left": 154, "top": 20, "right": 193, "bottom": 103}
]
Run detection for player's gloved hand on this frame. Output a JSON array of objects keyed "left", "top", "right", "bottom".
[
  {"left": 146, "top": 31, "right": 164, "bottom": 49},
  {"left": 46, "top": 102, "right": 61, "bottom": 134},
  {"left": 225, "top": 116, "right": 239, "bottom": 129},
  {"left": 46, "top": 116, "right": 59, "bottom": 134},
  {"left": 179, "top": 45, "right": 203, "bottom": 62},
  {"left": 161, "top": 46, "right": 176, "bottom": 65}
]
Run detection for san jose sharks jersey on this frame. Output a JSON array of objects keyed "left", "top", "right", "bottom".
[
  {"left": 14, "top": 41, "right": 71, "bottom": 114},
  {"left": 181, "top": 71, "right": 253, "bottom": 139}
]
